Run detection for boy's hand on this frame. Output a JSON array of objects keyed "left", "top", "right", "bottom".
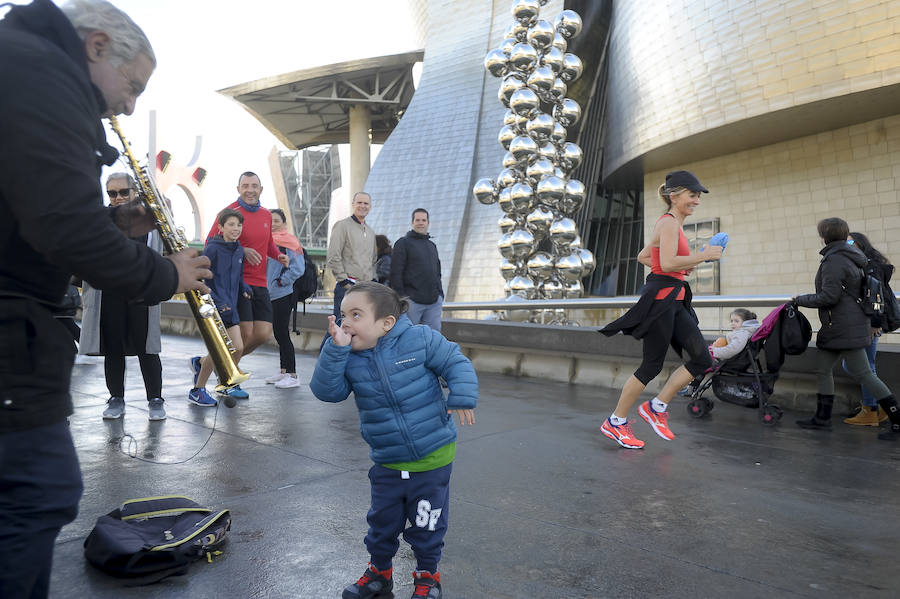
[
  {"left": 327, "top": 315, "right": 352, "bottom": 346},
  {"left": 451, "top": 409, "right": 475, "bottom": 426}
]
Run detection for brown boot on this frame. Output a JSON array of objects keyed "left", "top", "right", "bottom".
[{"left": 843, "top": 405, "right": 881, "bottom": 426}]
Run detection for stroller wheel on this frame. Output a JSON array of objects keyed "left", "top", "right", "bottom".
[
  {"left": 760, "top": 405, "right": 781, "bottom": 427},
  {"left": 703, "top": 397, "right": 714, "bottom": 412},
  {"left": 687, "top": 398, "right": 708, "bottom": 418}
]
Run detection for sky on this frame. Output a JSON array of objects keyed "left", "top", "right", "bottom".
[{"left": 9, "top": 0, "right": 421, "bottom": 235}]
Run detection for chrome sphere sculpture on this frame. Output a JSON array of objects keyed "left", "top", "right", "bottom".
[{"left": 477, "top": 3, "right": 595, "bottom": 312}]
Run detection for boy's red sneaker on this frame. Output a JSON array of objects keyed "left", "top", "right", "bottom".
[
  {"left": 342, "top": 564, "right": 393, "bottom": 599},
  {"left": 412, "top": 570, "right": 442, "bottom": 598}
]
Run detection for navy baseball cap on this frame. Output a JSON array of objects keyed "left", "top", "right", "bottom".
[{"left": 665, "top": 170, "right": 708, "bottom": 193}]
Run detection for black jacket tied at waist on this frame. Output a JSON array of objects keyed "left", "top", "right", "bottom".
[{"left": 600, "top": 274, "right": 698, "bottom": 347}]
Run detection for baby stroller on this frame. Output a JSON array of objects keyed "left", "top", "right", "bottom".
[
  {"left": 683, "top": 303, "right": 811, "bottom": 426},
  {"left": 683, "top": 336, "right": 783, "bottom": 426}
]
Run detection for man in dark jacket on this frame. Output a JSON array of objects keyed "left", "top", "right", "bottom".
[
  {"left": 0, "top": 2, "right": 211, "bottom": 596},
  {"left": 390, "top": 208, "right": 445, "bottom": 331},
  {"left": 793, "top": 218, "right": 900, "bottom": 440}
]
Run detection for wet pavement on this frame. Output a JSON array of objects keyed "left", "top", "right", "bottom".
[{"left": 51, "top": 334, "right": 900, "bottom": 598}]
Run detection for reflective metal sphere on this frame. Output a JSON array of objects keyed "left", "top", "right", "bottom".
[
  {"left": 551, "top": 31, "right": 567, "bottom": 52},
  {"left": 502, "top": 151, "right": 519, "bottom": 169},
  {"left": 562, "top": 179, "right": 586, "bottom": 213},
  {"left": 473, "top": 178, "right": 498, "bottom": 205},
  {"left": 498, "top": 185, "right": 514, "bottom": 214},
  {"left": 509, "top": 274, "right": 537, "bottom": 299},
  {"left": 497, "top": 232, "right": 514, "bottom": 259},
  {"left": 500, "top": 258, "right": 519, "bottom": 281},
  {"left": 498, "top": 214, "right": 518, "bottom": 234},
  {"left": 505, "top": 22, "right": 528, "bottom": 42},
  {"left": 540, "top": 278, "right": 564, "bottom": 299},
  {"left": 512, "top": 0, "right": 540, "bottom": 25},
  {"left": 499, "top": 37, "right": 518, "bottom": 56},
  {"left": 560, "top": 53, "right": 584, "bottom": 82},
  {"left": 526, "top": 65, "right": 555, "bottom": 96},
  {"left": 498, "top": 73, "right": 525, "bottom": 107},
  {"left": 498, "top": 124, "right": 517, "bottom": 150},
  {"left": 509, "top": 87, "right": 540, "bottom": 116},
  {"left": 549, "top": 77, "right": 567, "bottom": 102},
  {"left": 525, "top": 158, "right": 555, "bottom": 185},
  {"left": 541, "top": 46, "right": 564, "bottom": 75},
  {"left": 525, "top": 204, "right": 555, "bottom": 238},
  {"left": 550, "top": 121, "right": 567, "bottom": 144},
  {"left": 508, "top": 135, "right": 538, "bottom": 163},
  {"left": 549, "top": 217, "right": 578, "bottom": 247},
  {"left": 497, "top": 167, "right": 521, "bottom": 189},
  {"left": 563, "top": 280, "right": 584, "bottom": 298},
  {"left": 558, "top": 142, "right": 583, "bottom": 170},
  {"left": 509, "top": 228, "right": 536, "bottom": 259},
  {"left": 555, "top": 9, "right": 583, "bottom": 39},
  {"left": 569, "top": 234, "right": 582, "bottom": 250},
  {"left": 536, "top": 175, "right": 566, "bottom": 205},
  {"left": 484, "top": 49, "right": 509, "bottom": 78},
  {"left": 503, "top": 109, "right": 519, "bottom": 128},
  {"left": 509, "top": 42, "right": 539, "bottom": 73},
  {"left": 526, "top": 251, "right": 554, "bottom": 280},
  {"left": 509, "top": 182, "right": 535, "bottom": 215},
  {"left": 537, "top": 141, "right": 558, "bottom": 162},
  {"left": 578, "top": 249, "right": 596, "bottom": 276},
  {"left": 525, "top": 112, "right": 555, "bottom": 142},
  {"left": 553, "top": 98, "right": 581, "bottom": 126},
  {"left": 555, "top": 252, "right": 584, "bottom": 282},
  {"left": 526, "top": 19, "right": 555, "bottom": 50}
]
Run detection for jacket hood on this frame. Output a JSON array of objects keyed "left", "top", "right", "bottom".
[
  {"left": 374, "top": 314, "right": 413, "bottom": 350},
  {"left": 821, "top": 241, "right": 867, "bottom": 268},
  {"left": 740, "top": 319, "right": 761, "bottom": 332},
  {"left": 207, "top": 234, "right": 242, "bottom": 249}
]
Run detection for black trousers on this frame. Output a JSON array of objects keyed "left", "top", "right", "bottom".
[
  {"left": 271, "top": 294, "right": 296, "bottom": 373},
  {"left": 634, "top": 301, "right": 712, "bottom": 385},
  {"left": 0, "top": 421, "right": 83, "bottom": 599},
  {"left": 104, "top": 353, "right": 163, "bottom": 400}
]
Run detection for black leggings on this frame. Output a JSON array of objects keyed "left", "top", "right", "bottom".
[
  {"left": 271, "top": 294, "right": 296, "bottom": 373},
  {"left": 634, "top": 301, "right": 712, "bottom": 385},
  {"left": 104, "top": 353, "right": 162, "bottom": 400}
]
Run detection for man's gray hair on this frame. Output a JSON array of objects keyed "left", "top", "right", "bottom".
[
  {"left": 60, "top": 0, "right": 156, "bottom": 67},
  {"left": 106, "top": 172, "right": 136, "bottom": 188}
]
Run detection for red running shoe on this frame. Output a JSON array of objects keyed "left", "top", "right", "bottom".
[
  {"left": 639, "top": 401, "right": 675, "bottom": 440},
  {"left": 601, "top": 418, "right": 645, "bottom": 449}
]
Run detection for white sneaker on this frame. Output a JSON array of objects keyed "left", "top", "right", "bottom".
[
  {"left": 265, "top": 372, "right": 287, "bottom": 384},
  {"left": 274, "top": 375, "right": 300, "bottom": 389}
]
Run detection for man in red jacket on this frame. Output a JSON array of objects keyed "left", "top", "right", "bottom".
[{"left": 201, "top": 172, "right": 287, "bottom": 400}]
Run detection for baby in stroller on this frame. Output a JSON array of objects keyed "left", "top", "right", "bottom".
[{"left": 680, "top": 309, "right": 761, "bottom": 395}]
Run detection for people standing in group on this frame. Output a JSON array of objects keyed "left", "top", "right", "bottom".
[
  {"left": 310, "top": 282, "right": 477, "bottom": 599},
  {"left": 792, "top": 218, "right": 900, "bottom": 441},
  {"left": 265, "top": 209, "right": 305, "bottom": 389},
  {"left": 326, "top": 191, "right": 376, "bottom": 320},
  {"left": 390, "top": 208, "right": 445, "bottom": 332},
  {"left": 374, "top": 234, "right": 392, "bottom": 285},
  {"left": 0, "top": 1, "right": 211, "bottom": 597},
  {"left": 81, "top": 173, "right": 166, "bottom": 421},
  {"left": 189, "top": 209, "right": 250, "bottom": 407},
  {"left": 599, "top": 171, "right": 723, "bottom": 449},
  {"left": 841, "top": 232, "right": 893, "bottom": 426},
  {"left": 195, "top": 172, "right": 288, "bottom": 400}
]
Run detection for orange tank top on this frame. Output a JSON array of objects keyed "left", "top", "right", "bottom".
[{"left": 650, "top": 214, "right": 691, "bottom": 300}]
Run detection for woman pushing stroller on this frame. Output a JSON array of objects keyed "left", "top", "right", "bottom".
[{"left": 599, "top": 171, "right": 723, "bottom": 449}]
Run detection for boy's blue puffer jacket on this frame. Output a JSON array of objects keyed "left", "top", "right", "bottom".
[
  {"left": 203, "top": 236, "right": 250, "bottom": 314},
  {"left": 310, "top": 315, "right": 478, "bottom": 464}
]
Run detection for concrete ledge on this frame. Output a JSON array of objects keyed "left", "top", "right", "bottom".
[{"left": 159, "top": 301, "right": 897, "bottom": 413}]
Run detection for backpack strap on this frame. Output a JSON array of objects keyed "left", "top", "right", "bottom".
[{"left": 120, "top": 496, "right": 208, "bottom": 520}]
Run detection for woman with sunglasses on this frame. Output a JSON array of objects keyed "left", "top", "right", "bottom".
[{"left": 79, "top": 172, "right": 167, "bottom": 421}]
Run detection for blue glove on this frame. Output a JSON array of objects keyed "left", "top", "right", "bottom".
[{"left": 700, "top": 232, "right": 728, "bottom": 261}]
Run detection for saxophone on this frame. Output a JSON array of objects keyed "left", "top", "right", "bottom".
[{"left": 108, "top": 116, "right": 250, "bottom": 395}]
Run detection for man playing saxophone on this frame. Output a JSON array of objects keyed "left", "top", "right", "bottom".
[{"left": 0, "top": 1, "right": 210, "bottom": 597}]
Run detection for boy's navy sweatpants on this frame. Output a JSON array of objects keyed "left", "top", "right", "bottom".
[{"left": 365, "top": 462, "right": 452, "bottom": 574}]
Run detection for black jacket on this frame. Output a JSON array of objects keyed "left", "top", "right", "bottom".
[
  {"left": 794, "top": 241, "right": 871, "bottom": 351},
  {"left": 0, "top": 0, "right": 178, "bottom": 431},
  {"left": 390, "top": 231, "right": 443, "bottom": 304}
]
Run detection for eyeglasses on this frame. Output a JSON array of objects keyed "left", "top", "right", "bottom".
[{"left": 107, "top": 188, "right": 133, "bottom": 198}]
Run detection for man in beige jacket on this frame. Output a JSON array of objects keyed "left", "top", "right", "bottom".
[{"left": 327, "top": 192, "right": 377, "bottom": 318}]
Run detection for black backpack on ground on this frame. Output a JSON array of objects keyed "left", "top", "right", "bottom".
[
  {"left": 291, "top": 251, "right": 319, "bottom": 333},
  {"left": 84, "top": 496, "right": 231, "bottom": 583}
]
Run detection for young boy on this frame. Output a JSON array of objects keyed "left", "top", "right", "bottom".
[
  {"left": 310, "top": 282, "right": 477, "bottom": 599},
  {"left": 188, "top": 209, "right": 250, "bottom": 406}
]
